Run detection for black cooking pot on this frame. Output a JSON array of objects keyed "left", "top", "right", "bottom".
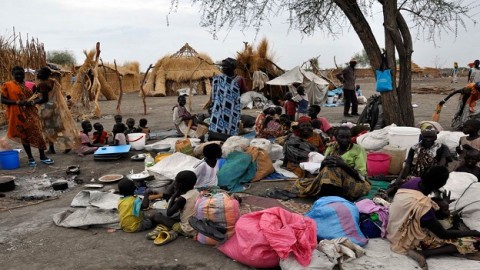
[
  {"left": 52, "top": 180, "right": 69, "bottom": 191},
  {"left": 0, "top": 176, "right": 16, "bottom": 192}
]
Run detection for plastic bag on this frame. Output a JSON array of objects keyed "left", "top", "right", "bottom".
[
  {"left": 175, "top": 139, "right": 193, "bottom": 155},
  {"left": 375, "top": 69, "right": 393, "bottom": 92}
]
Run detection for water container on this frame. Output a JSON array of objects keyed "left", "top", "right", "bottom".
[
  {"left": 367, "top": 152, "right": 390, "bottom": 177},
  {"left": 327, "top": 96, "right": 334, "bottom": 104},
  {"left": 0, "top": 150, "right": 20, "bottom": 170},
  {"left": 127, "top": 133, "right": 146, "bottom": 150},
  {"left": 382, "top": 145, "right": 407, "bottom": 175},
  {"left": 388, "top": 127, "right": 421, "bottom": 150}
]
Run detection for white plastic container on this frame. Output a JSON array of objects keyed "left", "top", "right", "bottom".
[
  {"left": 388, "top": 127, "right": 420, "bottom": 150},
  {"left": 127, "top": 133, "right": 146, "bottom": 150},
  {"left": 327, "top": 96, "right": 334, "bottom": 104}
]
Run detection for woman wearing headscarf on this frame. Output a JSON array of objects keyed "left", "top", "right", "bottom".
[
  {"left": 293, "top": 126, "right": 370, "bottom": 201},
  {"left": 283, "top": 117, "right": 325, "bottom": 177},
  {"left": 35, "top": 67, "right": 80, "bottom": 154},
  {"left": 0, "top": 66, "right": 52, "bottom": 166},
  {"left": 387, "top": 127, "right": 451, "bottom": 195}
]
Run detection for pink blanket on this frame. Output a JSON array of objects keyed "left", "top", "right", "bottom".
[{"left": 355, "top": 199, "right": 389, "bottom": 237}]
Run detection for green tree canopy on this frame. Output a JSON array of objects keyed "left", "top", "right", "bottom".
[{"left": 47, "top": 50, "right": 76, "bottom": 66}]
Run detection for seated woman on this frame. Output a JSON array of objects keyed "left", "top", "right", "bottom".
[
  {"left": 283, "top": 117, "right": 325, "bottom": 178},
  {"left": 172, "top": 95, "right": 198, "bottom": 138},
  {"left": 292, "top": 126, "right": 370, "bottom": 201},
  {"left": 387, "top": 166, "right": 480, "bottom": 270},
  {"left": 457, "top": 119, "right": 480, "bottom": 160},
  {"left": 257, "top": 107, "right": 284, "bottom": 139},
  {"left": 387, "top": 127, "right": 452, "bottom": 195}
]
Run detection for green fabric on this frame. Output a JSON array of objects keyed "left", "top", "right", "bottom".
[
  {"left": 217, "top": 151, "right": 256, "bottom": 192},
  {"left": 325, "top": 143, "right": 367, "bottom": 178},
  {"left": 363, "top": 179, "right": 390, "bottom": 199},
  {"left": 370, "top": 212, "right": 379, "bottom": 221}
]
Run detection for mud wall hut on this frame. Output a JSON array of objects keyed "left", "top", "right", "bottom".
[
  {"left": 144, "top": 43, "right": 220, "bottom": 97},
  {"left": 99, "top": 62, "right": 141, "bottom": 94}
]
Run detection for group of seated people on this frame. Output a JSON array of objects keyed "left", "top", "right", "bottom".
[
  {"left": 76, "top": 115, "right": 150, "bottom": 156},
  {"left": 121, "top": 96, "right": 480, "bottom": 268}
]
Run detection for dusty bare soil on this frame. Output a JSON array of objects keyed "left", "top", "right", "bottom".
[{"left": 0, "top": 77, "right": 465, "bottom": 269}]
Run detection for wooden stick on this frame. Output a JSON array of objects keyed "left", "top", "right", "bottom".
[
  {"left": 114, "top": 60, "right": 123, "bottom": 115},
  {"left": 140, "top": 64, "right": 153, "bottom": 115},
  {"left": 184, "top": 120, "right": 193, "bottom": 139}
]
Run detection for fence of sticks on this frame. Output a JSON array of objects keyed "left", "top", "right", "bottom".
[{"left": 0, "top": 29, "right": 47, "bottom": 125}]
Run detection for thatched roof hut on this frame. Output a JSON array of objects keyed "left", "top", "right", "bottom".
[
  {"left": 235, "top": 38, "right": 284, "bottom": 100},
  {"left": 145, "top": 43, "right": 221, "bottom": 97},
  {"left": 99, "top": 62, "right": 141, "bottom": 94},
  {"left": 69, "top": 50, "right": 117, "bottom": 101}
]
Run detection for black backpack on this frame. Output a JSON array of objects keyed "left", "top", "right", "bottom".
[{"left": 358, "top": 94, "right": 384, "bottom": 130}]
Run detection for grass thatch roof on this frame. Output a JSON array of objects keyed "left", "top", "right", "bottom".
[
  {"left": 153, "top": 43, "right": 220, "bottom": 82},
  {"left": 100, "top": 61, "right": 140, "bottom": 76}
]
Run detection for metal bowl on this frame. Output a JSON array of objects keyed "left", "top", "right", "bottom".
[{"left": 151, "top": 144, "right": 171, "bottom": 154}]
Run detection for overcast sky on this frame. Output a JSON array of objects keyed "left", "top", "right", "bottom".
[{"left": 1, "top": 0, "right": 478, "bottom": 71}]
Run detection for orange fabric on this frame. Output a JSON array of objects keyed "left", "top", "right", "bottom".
[
  {"left": 465, "top": 83, "right": 480, "bottom": 112},
  {"left": 431, "top": 104, "right": 442, "bottom": 122},
  {"left": 307, "top": 132, "right": 325, "bottom": 153},
  {"left": 245, "top": 146, "right": 275, "bottom": 181},
  {"left": 1, "top": 81, "right": 46, "bottom": 149}
]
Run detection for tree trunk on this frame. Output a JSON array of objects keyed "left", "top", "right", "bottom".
[{"left": 335, "top": 0, "right": 405, "bottom": 125}]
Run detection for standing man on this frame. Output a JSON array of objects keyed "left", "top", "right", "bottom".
[
  {"left": 336, "top": 59, "right": 358, "bottom": 117},
  {"left": 208, "top": 57, "right": 247, "bottom": 140},
  {"left": 452, "top": 62, "right": 459, "bottom": 83}
]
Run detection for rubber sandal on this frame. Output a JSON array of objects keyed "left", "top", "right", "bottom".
[
  {"left": 40, "top": 158, "right": 54, "bottom": 165},
  {"left": 28, "top": 159, "right": 37, "bottom": 167},
  {"left": 146, "top": 224, "right": 169, "bottom": 240},
  {"left": 188, "top": 217, "right": 226, "bottom": 242},
  {"left": 153, "top": 230, "right": 178, "bottom": 246}
]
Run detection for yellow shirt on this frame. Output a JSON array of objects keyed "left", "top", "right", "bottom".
[{"left": 118, "top": 196, "right": 142, "bottom": 232}]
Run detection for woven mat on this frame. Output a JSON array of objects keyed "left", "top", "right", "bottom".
[{"left": 237, "top": 194, "right": 311, "bottom": 215}]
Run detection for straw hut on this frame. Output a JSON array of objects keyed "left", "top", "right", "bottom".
[
  {"left": 99, "top": 62, "right": 141, "bottom": 94},
  {"left": 235, "top": 38, "right": 284, "bottom": 101},
  {"left": 70, "top": 49, "right": 117, "bottom": 101},
  {"left": 144, "top": 43, "right": 221, "bottom": 97}
]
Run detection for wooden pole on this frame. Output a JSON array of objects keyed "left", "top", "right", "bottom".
[
  {"left": 140, "top": 64, "right": 153, "bottom": 115},
  {"left": 114, "top": 60, "right": 123, "bottom": 115}
]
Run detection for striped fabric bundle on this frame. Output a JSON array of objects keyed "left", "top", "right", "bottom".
[{"left": 194, "top": 191, "right": 240, "bottom": 245}]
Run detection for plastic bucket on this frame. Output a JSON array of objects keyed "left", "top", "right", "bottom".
[
  {"left": 127, "top": 133, "right": 146, "bottom": 150},
  {"left": 382, "top": 145, "right": 407, "bottom": 175},
  {"left": 367, "top": 152, "right": 390, "bottom": 177},
  {"left": 388, "top": 127, "right": 421, "bottom": 150},
  {"left": 327, "top": 96, "right": 334, "bottom": 104},
  {"left": 0, "top": 150, "right": 20, "bottom": 170}
]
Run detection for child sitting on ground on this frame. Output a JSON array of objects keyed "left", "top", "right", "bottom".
[
  {"left": 92, "top": 122, "right": 109, "bottom": 145},
  {"left": 125, "top": 118, "right": 137, "bottom": 135},
  {"left": 136, "top": 118, "right": 151, "bottom": 139},
  {"left": 77, "top": 120, "right": 99, "bottom": 157},
  {"left": 118, "top": 179, "right": 156, "bottom": 233},
  {"left": 194, "top": 144, "right": 224, "bottom": 187},
  {"left": 145, "top": 170, "right": 200, "bottom": 245},
  {"left": 111, "top": 123, "right": 127, "bottom": 146},
  {"left": 258, "top": 107, "right": 284, "bottom": 139},
  {"left": 112, "top": 114, "right": 126, "bottom": 138}
]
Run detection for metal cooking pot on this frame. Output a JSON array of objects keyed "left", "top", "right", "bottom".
[{"left": 0, "top": 176, "right": 15, "bottom": 192}]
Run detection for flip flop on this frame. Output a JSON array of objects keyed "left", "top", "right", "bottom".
[
  {"left": 146, "top": 224, "right": 169, "bottom": 240},
  {"left": 153, "top": 230, "right": 178, "bottom": 246},
  {"left": 40, "top": 158, "right": 54, "bottom": 165},
  {"left": 28, "top": 159, "right": 37, "bottom": 167}
]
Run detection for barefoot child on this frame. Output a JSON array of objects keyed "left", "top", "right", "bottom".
[
  {"left": 92, "top": 122, "right": 109, "bottom": 145},
  {"left": 125, "top": 118, "right": 137, "bottom": 135},
  {"left": 118, "top": 179, "right": 155, "bottom": 233},
  {"left": 457, "top": 119, "right": 480, "bottom": 160},
  {"left": 111, "top": 123, "right": 127, "bottom": 146},
  {"left": 145, "top": 170, "right": 200, "bottom": 245},
  {"left": 76, "top": 120, "right": 98, "bottom": 157},
  {"left": 194, "top": 143, "right": 224, "bottom": 187}
]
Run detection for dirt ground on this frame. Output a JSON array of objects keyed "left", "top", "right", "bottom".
[{"left": 0, "top": 77, "right": 465, "bottom": 269}]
